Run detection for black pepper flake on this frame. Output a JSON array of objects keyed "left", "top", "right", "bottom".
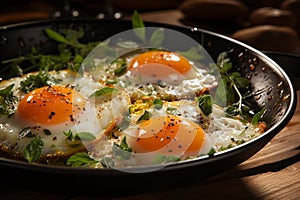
[
  {"left": 48, "top": 112, "right": 56, "bottom": 119},
  {"left": 178, "top": 145, "right": 182, "bottom": 148},
  {"left": 70, "top": 115, "right": 75, "bottom": 122}
]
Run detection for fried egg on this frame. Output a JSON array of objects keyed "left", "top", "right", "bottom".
[
  {"left": 92, "top": 99, "right": 213, "bottom": 166},
  {"left": 0, "top": 69, "right": 130, "bottom": 162},
  {"left": 93, "top": 50, "right": 218, "bottom": 100}
]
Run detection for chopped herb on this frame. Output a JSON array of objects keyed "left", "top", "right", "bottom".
[
  {"left": 207, "top": 148, "right": 216, "bottom": 156},
  {"left": 100, "top": 157, "right": 115, "bottom": 168},
  {"left": 63, "top": 130, "right": 95, "bottom": 141},
  {"left": 252, "top": 108, "right": 265, "bottom": 125},
  {"left": 153, "top": 154, "right": 180, "bottom": 164},
  {"left": 77, "top": 132, "right": 96, "bottom": 141},
  {"left": 19, "top": 70, "right": 62, "bottom": 93},
  {"left": 43, "top": 129, "right": 52, "bottom": 136},
  {"left": 117, "top": 109, "right": 131, "bottom": 130},
  {"left": 0, "top": 84, "right": 18, "bottom": 116},
  {"left": 153, "top": 98, "right": 163, "bottom": 110},
  {"left": 197, "top": 94, "right": 212, "bottom": 116},
  {"left": 67, "top": 152, "right": 98, "bottom": 167},
  {"left": 22, "top": 136, "right": 44, "bottom": 163},
  {"left": 166, "top": 107, "right": 181, "bottom": 116},
  {"left": 1, "top": 28, "right": 100, "bottom": 79},
  {"left": 137, "top": 110, "right": 152, "bottom": 122},
  {"left": 90, "top": 87, "right": 117, "bottom": 98},
  {"left": 113, "top": 58, "right": 127, "bottom": 76},
  {"left": 113, "top": 137, "right": 132, "bottom": 160}
]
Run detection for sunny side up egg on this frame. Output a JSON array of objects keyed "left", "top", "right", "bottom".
[
  {"left": 94, "top": 50, "right": 218, "bottom": 101},
  {"left": 121, "top": 99, "right": 213, "bottom": 164},
  {"left": 0, "top": 69, "right": 130, "bottom": 162}
]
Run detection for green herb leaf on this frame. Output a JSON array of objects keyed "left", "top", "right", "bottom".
[
  {"left": 177, "top": 46, "right": 205, "bottom": 61},
  {"left": 149, "top": 28, "right": 165, "bottom": 47},
  {"left": 197, "top": 94, "right": 212, "bottom": 116},
  {"left": 137, "top": 110, "right": 152, "bottom": 122},
  {"left": 113, "top": 58, "right": 127, "bottom": 76},
  {"left": 90, "top": 87, "right": 117, "bottom": 98},
  {"left": 252, "top": 108, "right": 265, "bottom": 125},
  {"left": 153, "top": 154, "right": 180, "bottom": 164},
  {"left": 0, "top": 84, "right": 14, "bottom": 96},
  {"left": 0, "top": 84, "right": 18, "bottom": 116},
  {"left": 219, "top": 62, "right": 232, "bottom": 73},
  {"left": 132, "top": 10, "right": 146, "bottom": 42},
  {"left": 19, "top": 70, "right": 62, "bottom": 93},
  {"left": 22, "top": 136, "right": 44, "bottom": 163},
  {"left": 77, "top": 132, "right": 96, "bottom": 141},
  {"left": 45, "top": 28, "right": 69, "bottom": 44},
  {"left": 67, "top": 152, "right": 98, "bottom": 167},
  {"left": 153, "top": 98, "right": 163, "bottom": 110},
  {"left": 235, "top": 77, "right": 250, "bottom": 88},
  {"left": 100, "top": 157, "right": 115, "bottom": 168},
  {"left": 207, "top": 148, "right": 216, "bottom": 156},
  {"left": 113, "top": 137, "right": 132, "bottom": 160},
  {"left": 117, "top": 109, "right": 131, "bottom": 130},
  {"left": 43, "top": 129, "right": 52, "bottom": 135},
  {"left": 166, "top": 107, "right": 180, "bottom": 116}
]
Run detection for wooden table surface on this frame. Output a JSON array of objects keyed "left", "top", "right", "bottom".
[{"left": 0, "top": 10, "right": 299, "bottom": 200}]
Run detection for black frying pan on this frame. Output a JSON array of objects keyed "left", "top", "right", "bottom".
[{"left": 0, "top": 19, "right": 297, "bottom": 196}]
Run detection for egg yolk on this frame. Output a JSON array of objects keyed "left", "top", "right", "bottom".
[
  {"left": 131, "top": 115, "right": 205, "bottom": 157},
  {"left": 17, "top": 85, "right": 85, "bottom": 125},
  {"left": 128, "top": 51, "right": 192, "bottom": 77}
]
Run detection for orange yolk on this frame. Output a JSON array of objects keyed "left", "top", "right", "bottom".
[
  {"left": 17, "top": 85, "right": 85, "bottom": 125},
  {"left": 131, "top": 115, "right": 205, "bottom": 157},
  {"left": 128, "top": 51, "right": 192, "bottom": 77}
]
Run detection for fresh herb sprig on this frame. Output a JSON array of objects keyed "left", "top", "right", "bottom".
[
  {"left": 0, "top": 28, "right": 100, "bottom": 79},
  {"left": 214, "top": 52, "right": 264, "bottom": 121},
  {"left": 0, "top": 84, "right": 18, "bottom": 116},
  {"left": 19, "top": 70, "right": 62, "bottom": 93}
]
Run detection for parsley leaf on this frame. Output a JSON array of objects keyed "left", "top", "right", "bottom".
[
  {"left": 197, "top": 94, "right": 212, "bottom": 116},
  {"left": 113, "top": 137, "right": 132, "bottom": 160},
  {"left": 19, "top": 70, "right": 62, "bottom": 93},
  {"left": 252, "top": 108, "right": 265, "bottom": 125},
  {"left": 22, "top": 136, "right": 44, "bottom": 163},
  {"left": 67, "top": 152, "right": 98, "bottom": 167},
  {"left": 132, "top": 10, "right": 146, "bottom": 43},
  {"left": 0, "top": 84, "right": 18, "bottom": 116},
  {"left": 153, "top": 154, "right": 180, "bottom": 164}
]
